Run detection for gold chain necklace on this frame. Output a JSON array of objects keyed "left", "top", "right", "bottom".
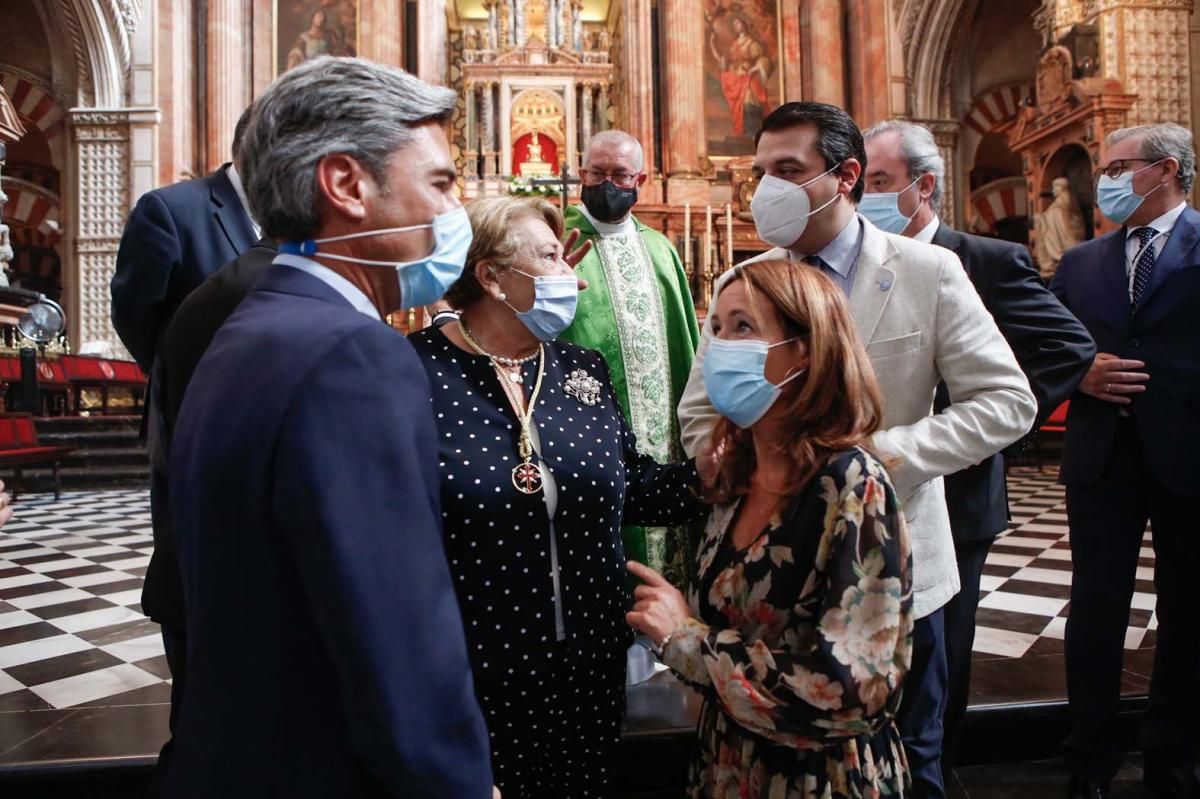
[{"left": 459, "top": 324, "right": 546, "bottom": 495}]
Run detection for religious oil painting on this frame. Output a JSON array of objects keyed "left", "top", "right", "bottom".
[
  {"left": 703, "top": 0, "right": 783, "bottom": 157},
  {"left": 275, "top": 0, "right": 359, "bottom": 76}
]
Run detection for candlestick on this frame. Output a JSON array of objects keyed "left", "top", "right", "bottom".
[
  {"left": 704, "top": 205, "right": 714, "bottom": 306},
  {"left": 725, "top": 203, "right": 733, "bottom": 271},
  {"left": 684, "top": 203, "right": 692, "bottom": 277}
]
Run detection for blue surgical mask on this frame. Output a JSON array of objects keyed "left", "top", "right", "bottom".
[
  {"left": 702, "top": 337, "right": 805, "bottom": 429},
  {"left": 859, "top": 176, "right": 920, "bottom": 234},
  {"left": 505, "top": 268, "right": 578, "bottom": 341},
  {"left": 279, "top": 205, "right": 473, "bottom": 310},
  {"left": 1096, "top": 159, "right": 1166, "bottom": 225}
]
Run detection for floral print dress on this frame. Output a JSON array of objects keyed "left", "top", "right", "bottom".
[{"left": 661, "top": 447, "right": 914, "bottom": 798}]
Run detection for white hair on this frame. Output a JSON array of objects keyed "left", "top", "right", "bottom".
[
  {"left": 582, "top": 130, "right": 644, "bottom": 172},
  {"left": 863, "top": 119, "right": 946, "bottom": 212}
]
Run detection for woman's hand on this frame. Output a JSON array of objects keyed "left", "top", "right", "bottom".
[
  {"left": 562, "top": 229, "right": 594, "bottom": 269},
  {"left": 696, "top": 440, "right": 724, "bottom": 491},
  {"left": 625, "top": 561, "right": 691, "bottom": 647}
]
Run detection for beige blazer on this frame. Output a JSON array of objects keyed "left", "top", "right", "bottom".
[{"left": 677, "top": 216, "right": 1036, "bottom": 618}]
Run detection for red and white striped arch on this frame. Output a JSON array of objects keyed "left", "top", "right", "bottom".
[
  {"left": 0, "top": 73, "right": 64, "bottom": 144},
  {"left": 968, "top": 177, "right": 1028, "bottom": 234},
  {"left": 962, "top": 83, "right": 1032, "bottom": 137},
  {"left": 2, "top": 180, "right": 61, "bottom": 243}
]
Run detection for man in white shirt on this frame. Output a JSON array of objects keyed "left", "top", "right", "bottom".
[
  {"left": 677, "top": 102, "right": 1036, "bottom": 799},
  {"left": 1049, "top": 123, "right": 1200, "bottom": 799}
]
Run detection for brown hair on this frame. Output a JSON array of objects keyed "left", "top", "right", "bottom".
[
  {"left": 706, "top": 259, "right": 884, "bottom": 503},
  {"left": 443, "top": 195, "right": 564, "bottom": 309}
]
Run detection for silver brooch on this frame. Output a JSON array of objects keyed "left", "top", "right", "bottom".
[{"left": 564, "top": 369, "right": 602, "bottom": 406}]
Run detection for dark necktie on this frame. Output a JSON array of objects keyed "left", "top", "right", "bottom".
[{"left": 1131, "top": 226, "right": 1158, "bottom": 309}]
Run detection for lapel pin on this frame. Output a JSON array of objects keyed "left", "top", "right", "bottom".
[{"left": 879, "top": 280, "right": 892, "bottom": 291}]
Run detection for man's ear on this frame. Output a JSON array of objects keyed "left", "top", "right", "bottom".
[
  {"left": 918, "top": 172, "right": 938, "bottom": 204},
  {"left": 838, "top": 158, "right": 863, "bottom": 197},
  {"left": 314, "top": 153, "right": 371, "bottom": 222}
]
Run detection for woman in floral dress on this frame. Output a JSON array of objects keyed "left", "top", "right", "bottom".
[{"left": 628, "top": 260, "right": 914, "bottom": 798}]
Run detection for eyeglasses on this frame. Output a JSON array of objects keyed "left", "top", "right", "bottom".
[
  {"left": 580, "top": 168, "right": 641, "bottom": 188},
  {"left": 1094, "top": 158, "right": 1158, "bottom": 181}
]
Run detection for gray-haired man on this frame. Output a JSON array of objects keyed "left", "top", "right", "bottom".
[
  {"left": 862, "top": 119, "right": 1094, "bottom": 796},
  {"left": 165, "top": 57, "right": 493, "bottom": 797}
]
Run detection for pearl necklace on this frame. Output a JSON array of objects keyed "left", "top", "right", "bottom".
[{"left": 461, "top": 324, "right": 538, "bottom": 366}]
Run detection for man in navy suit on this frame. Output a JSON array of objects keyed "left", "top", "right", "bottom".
[
  {"left": 111, "top": 106, "right": 258, "bottom": 793},
  {"left": 164, "top": 56, "right": 492, "bottom": 797},
  {"left": 1050, "top": 123, "right": 1200, "bottom": 799},
  {"left": 862, "top": 120, "right": 1095, "bottom": 792}
]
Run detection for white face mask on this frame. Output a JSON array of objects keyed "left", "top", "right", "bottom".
[{"left": 750, "top": 165, "right": 841, "bottom": 249}]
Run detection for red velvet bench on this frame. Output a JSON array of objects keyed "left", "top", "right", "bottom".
[{"left": 0, "top": 413, "right": 74, "bottom": 500}]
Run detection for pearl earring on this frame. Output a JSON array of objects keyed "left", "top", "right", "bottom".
[{"left": 498, "top": 292, "right": 507, "bottom": 301}]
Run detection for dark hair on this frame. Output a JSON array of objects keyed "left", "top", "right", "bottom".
[
  {"left": 232, "top": 103, "right": 254, "bottom": 164},
  {"left": 756, "top": 102, "right": 867, "bottom": 202}
]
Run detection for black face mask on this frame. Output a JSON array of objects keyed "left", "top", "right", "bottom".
[{"left": 581, "top": 181, "right": 638, "bottom": 223}]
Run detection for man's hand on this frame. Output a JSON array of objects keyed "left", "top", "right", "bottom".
[
  {"left": 625, "top": 561, "right": 691, "bottom": 646},
  {"left": 1078, "top": 352, "right": 1148, "bottom": 405},
  {"left": 492, "top": 787, "right": 501, "bottom": 799},
  {"left": 563, "top": 229, "right": 594, "bottom": 269}
]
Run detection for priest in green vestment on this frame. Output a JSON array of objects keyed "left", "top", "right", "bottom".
[{"left": 559, "top": 130, "right": 701, "bottom": 588}]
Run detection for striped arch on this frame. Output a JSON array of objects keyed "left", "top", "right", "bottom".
[
  {"left": 0, "top": 73, "right": 65, "bottom": 144},
  {"left": 1, "top": 179, "right": 62, "bottom": 243},
  {"left": 961, "top": 83, "right": 1032, "bottom": 137},
  {"left": 968, "top": 177, "right": 1028, "bottom": 234}
]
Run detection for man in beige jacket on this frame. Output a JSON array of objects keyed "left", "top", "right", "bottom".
[{"left": 677, "top": 102, "right": 1036, "bottom": 799}]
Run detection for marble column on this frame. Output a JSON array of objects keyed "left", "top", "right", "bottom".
[
  {"left": 621, "top": 0, "right": 660, "bottom": 202},
  {"left": 465, "top": 83, "right": 479, "bottom": 180},
  {"left": 205, "top": 0, "right": 251, "bottom": 170},
  {"left": 515, "top": 0, "right": 527, "bottom": 47},
  {"left": 571, "top": 0, "right": 584, "bottom": 51},
  {"left": 482, "top": 82, "right": 498, "bottom": 177},
  {"left": 360, "top": 0, "right": 404, "bottom": 66},
  {"left": 660, "top": 0, "right": 709, "bottom": 204},
  {"left": 845, "top": 0, "right": 890, "bottom": 124},
  {"left": 597, "top": 85, "right": 610, "bottom": 131},
  {"left": 486, "top": 1, "right": 499, "bottom": 50},
  {"left": 804, "top": 0, "right": 845, "bottom": 106},
  {"left": 548, "top": 0, "right": 560, "bottom": 47}
]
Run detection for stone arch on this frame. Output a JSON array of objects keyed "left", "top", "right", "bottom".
[{"left": 0, "top": 69, "right": 67, "bottom": 171}]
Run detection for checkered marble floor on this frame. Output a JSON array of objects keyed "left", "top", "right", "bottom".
[
  {"left": 0, "top": 471, "right": 1159, "bottom": 712},
  {"left": 972, "top": 466, "right": 1156, "bottom": 660},
  {"left": 0, "top": 490, "right": 168, "bottom": 711}
]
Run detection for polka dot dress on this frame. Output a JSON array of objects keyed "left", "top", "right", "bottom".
[{"left": 408, "top": 326, "right": 706, "bottom": 798}]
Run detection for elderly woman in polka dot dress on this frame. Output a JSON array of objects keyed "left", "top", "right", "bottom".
[{"left": 407, "top": 195, "right": 709, "bottom": 799}]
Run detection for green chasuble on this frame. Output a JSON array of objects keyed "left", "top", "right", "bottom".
[{"left": 559, "top": 205, "right": 701, "bottom": 587}]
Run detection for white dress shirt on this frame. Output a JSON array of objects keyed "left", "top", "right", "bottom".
[
  {"left": 1124, "top": 201, "right": 1187, "bottom": 300},
  {"left": 225, "top": 163, "right": 262, "bottom": 239},
  {"left": 784, "top": 213, "right": 865, "bottom": 295},
  {"left": 273, "top": 253, "right": 381, "bottom": 320},
  {"left": 912, "top": 215, "right": 940, "bottom": 244}
]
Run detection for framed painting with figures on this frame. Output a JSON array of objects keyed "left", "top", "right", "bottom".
[
  {"left": 703, "top": 0, "right": 784, "bottom": 158},
  {"left": 275, "top": 0, "right": 359, "bottom": 76}
]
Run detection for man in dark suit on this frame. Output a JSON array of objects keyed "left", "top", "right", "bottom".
[
  {"left": 163, "top": 57, "right": 492, "bottom": 797},
  {"left": 1050, "top": 123, "right": 1200, "bottom": 799},
  {"left": 862, "top": 120, "right": 1096, "bottom": 797}
]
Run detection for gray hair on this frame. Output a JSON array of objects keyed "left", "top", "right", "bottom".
[
  {"left": 863, "top": 119, "right": 946, "bottom": 212},
  {"left": 1108, "top": 123, "right": 1196, "bottom": 195},
  {"left": 239, "top": 56, "right": 458, "bottom": 242},
  {"left": 582, "top": 130, "right": 645, "bottom": 172}
]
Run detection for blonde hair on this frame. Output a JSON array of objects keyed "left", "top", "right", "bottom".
[
  {"left": 443, "top": 195, "right": 564, "bottom": 309},
  {"left": 707, "top": 260, "right": 884, "bottom": 502}
]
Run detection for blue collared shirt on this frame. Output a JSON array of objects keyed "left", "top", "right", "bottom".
[
  {"left": 789, "top": 214, "right": 865, "bottom": 295},
  {"left": 273, "top": 253, "right": 382, "bottom": 321}
]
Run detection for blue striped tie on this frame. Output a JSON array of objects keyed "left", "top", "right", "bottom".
[{"left": 1131, "top": 226, "right": 1158, "bottom": 309}]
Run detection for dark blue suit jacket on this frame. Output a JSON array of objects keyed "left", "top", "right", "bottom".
[
  {"left": 1050, "top": 205, "right": 1200, "bottom": 496},
  {"left": 933, "top": 226, "right": 1095, "bottom": 541},
  {"left": 111, "top": 165, "right": 256, "bottom": 371},
  {"left": 165, "top": 266, "right": 492, "bottom": 797}
]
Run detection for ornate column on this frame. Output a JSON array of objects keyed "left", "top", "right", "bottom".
[
  {"left": 486, "top": 0, "right": 499, "bottom": 50},
  {"left": 581, "top": 83, "right": 595, "bottom": 148},
  {"left": 482, "top": 82, "right": 498, "bottom": 178},
  {"left": 571, "top": 0, "right": 584, "bottom": 51},
  {"left": 514, "top": 0, "right": 527, "bottom": 47},
  {"left": 70, "top": 111, "right": 130, "bottom": 353},
  {"left": 465, "top": 83, "right": 479, "bottom": 181},
  {"left": 205, "top": 0, "right": 251, "bottom": 170},
  {"left": 803, "top": 0, "right": 845, "bottom": 106},
  {"left": 660, "top": 0, "right": 709, "bottom": 204},
  {"left": 917, "top": 118, "right": 962, "bottom": 229},
  {"left": 547, "top": 0, "right": 560, "bottom": 47},
  {"left": 597, "top": 85, "right": 610, "bottom": 132}
]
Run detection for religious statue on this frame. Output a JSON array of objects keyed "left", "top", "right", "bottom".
[
  {"left": 707, "top": 12, "right": 774, "bottom": 137},
  {"left": 1035, "top": 176, "right": 1086, "bottom": 279},
  {"left": 464, "top": 25, "right": 481, "bottom": 51}
]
